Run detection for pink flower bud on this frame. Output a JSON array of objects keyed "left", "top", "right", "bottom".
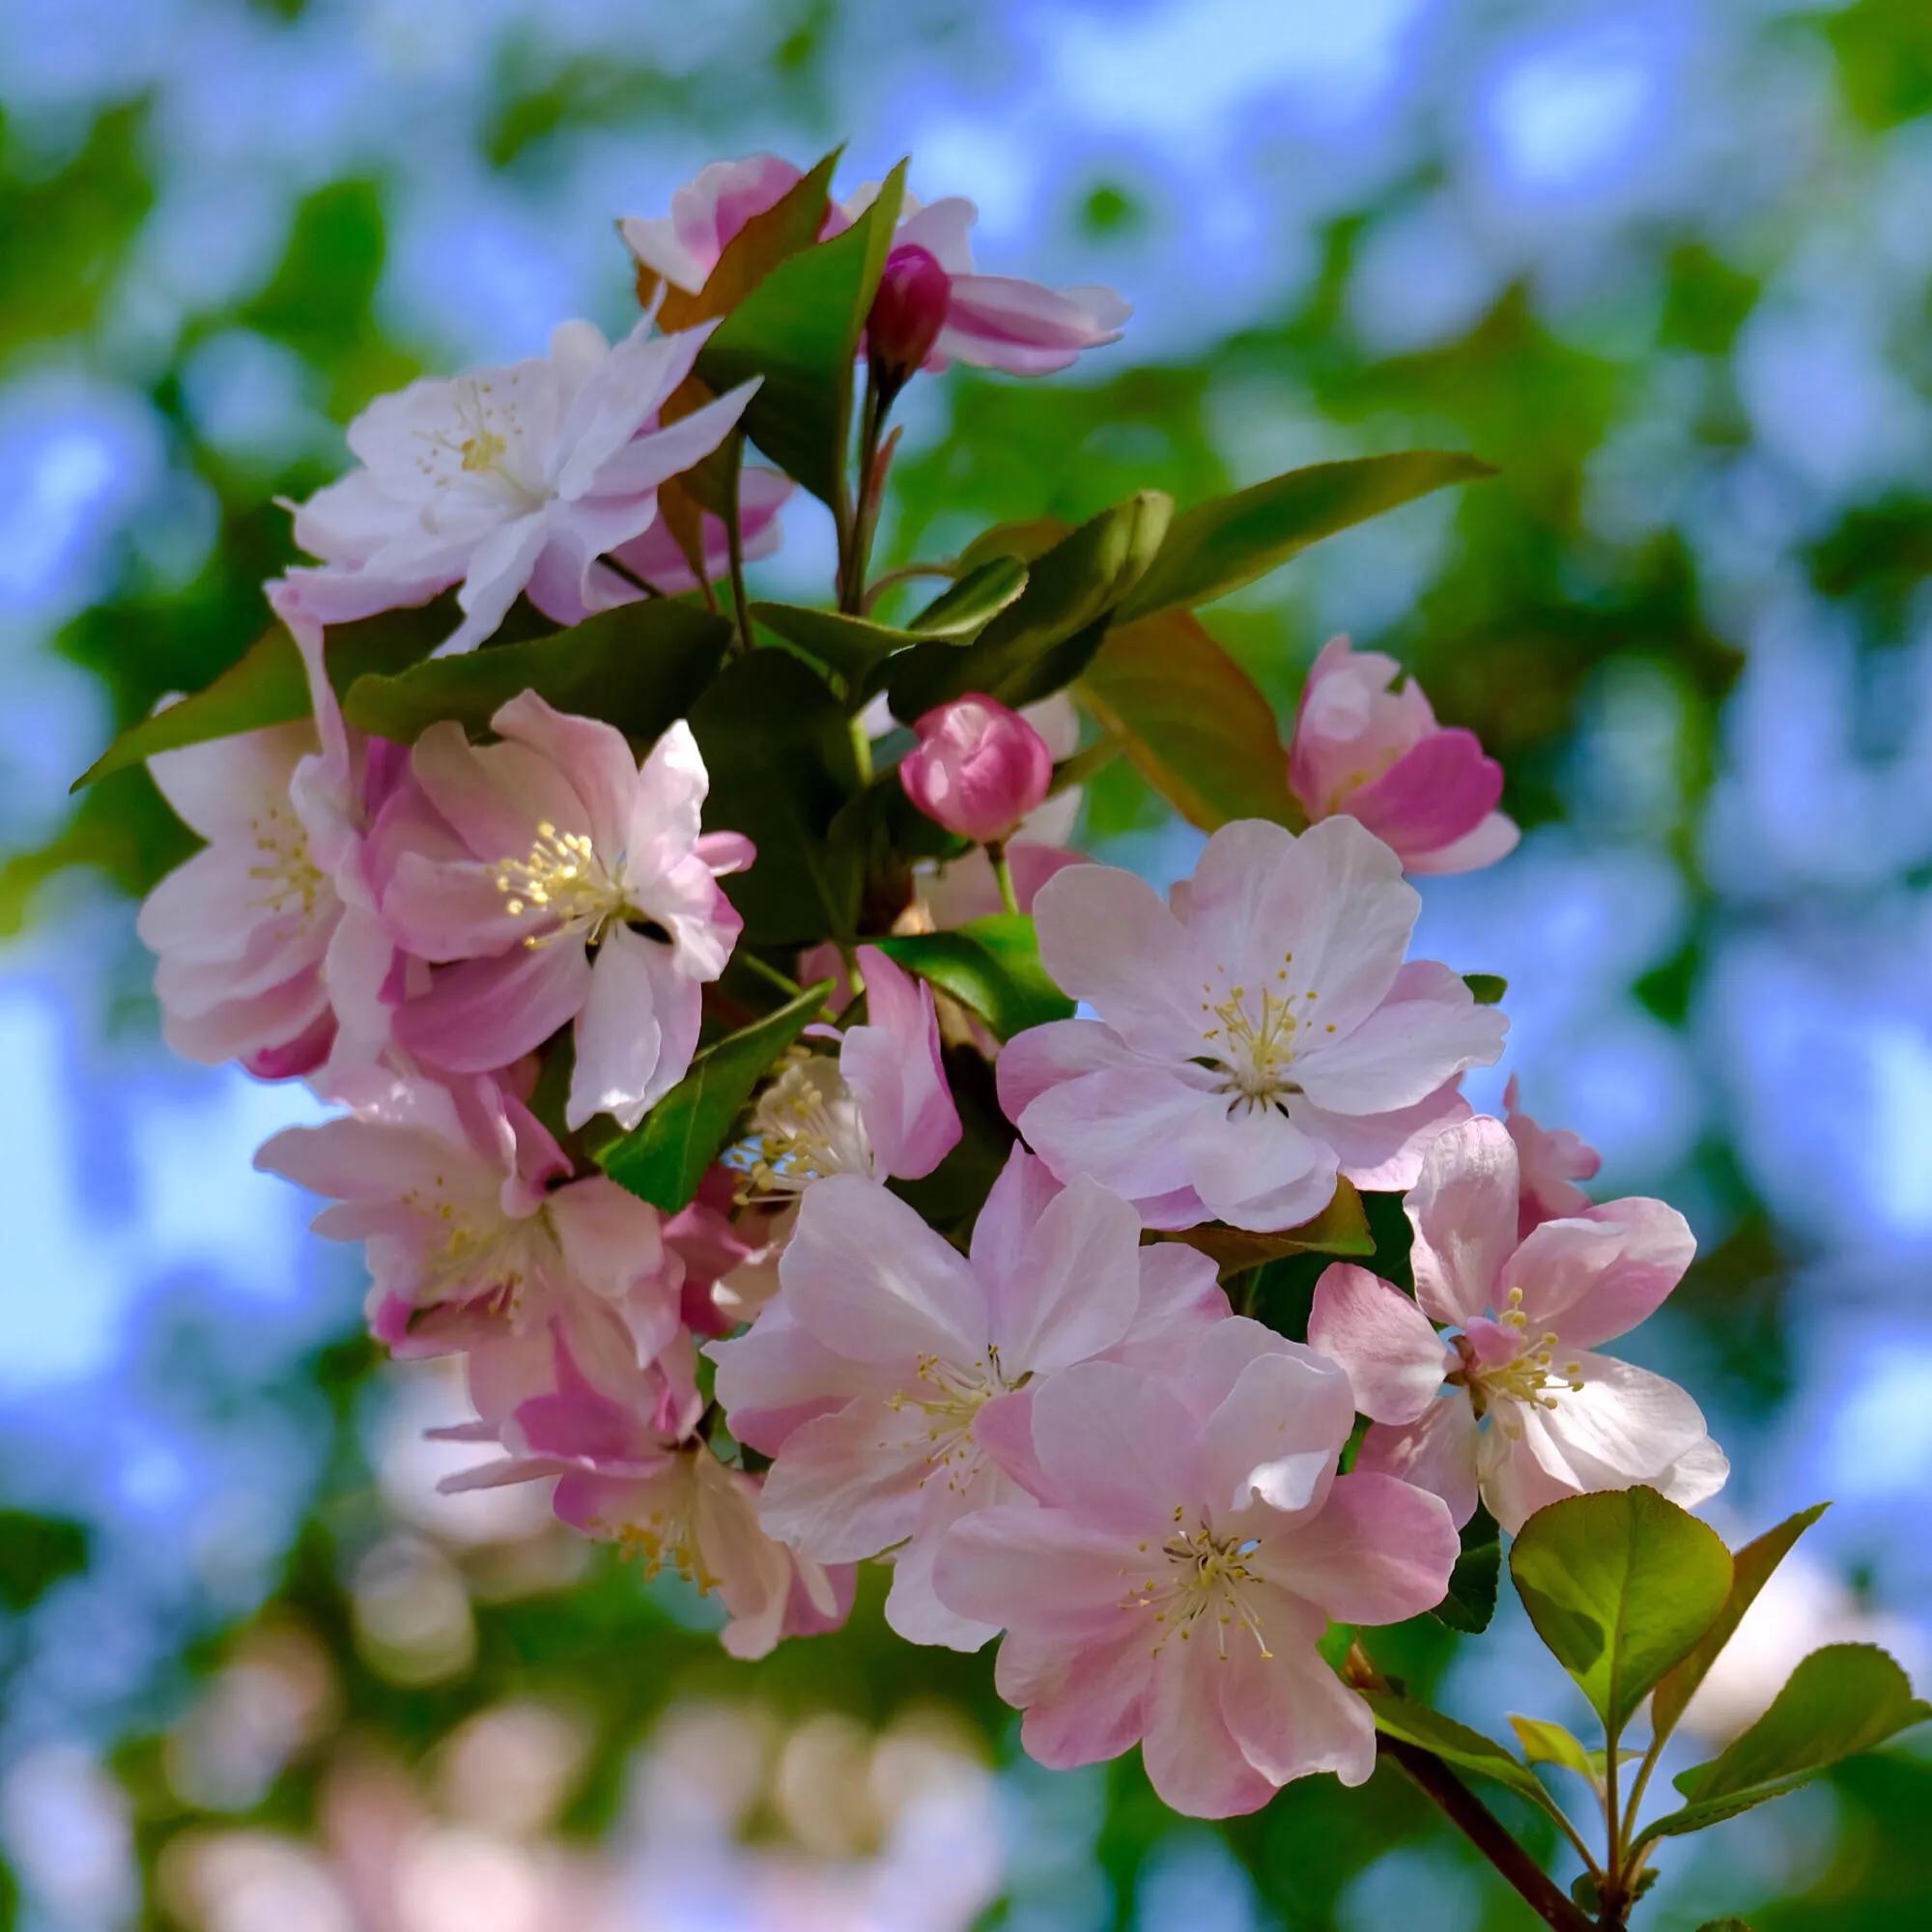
[
  {"left": 899, "top": 695, "right": 1054, "bottom": 844},
  {"left": 867, "top": 243, "right": 952, "bottom": 390}
]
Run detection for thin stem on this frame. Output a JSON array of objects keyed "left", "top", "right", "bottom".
[
  {"left": 840, "top": 368, "right": 890, "bottom": 612},
  {"left": 986, "top": 838, "right": 1020, "bottom": 916},
  {"left": 1618, "top": 1729, "right": 1666, "bottom": 1858},
  {"left": 1602, "top": 1722, "right": 1626, "bottom": 1920},
  {"left": 1376, "top": 1736, "right": 1597, "bottom": 1932},
  {"left": 723, "top": 445, "right": 755, "bottom": 653},
  {"left": 600, "top": 554, "right": 667, "bottom": 600},
  {"left": 738, "top": 952, "right": 805, "bottom": 1001},
  {"left": 848, "top": 712, "right": 874, "bottom": 786}
]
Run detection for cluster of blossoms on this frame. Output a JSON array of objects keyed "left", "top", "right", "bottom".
[{"left": 127, "top": 152, "right": 1731, "bottom": 1822}]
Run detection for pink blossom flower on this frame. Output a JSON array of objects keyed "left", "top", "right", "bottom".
[
  {"left": 729, "top": 945, "right": 961, "bottom": 1198},
  {"left": 898, "top": 695, "right": 1055, "bottom": 845},
  {"left": 666, "top": 1168, "right": 783, "bottom": 1338},
  {"left": 607, "top": 466, "right": 793, "bottom": 597},
  {"left": 709, "top": 1149, "right": 1227, "bottom": 1649},
  {"left": 284, "top": 320, "right": 758, "bottom": 652},
  {"left": 621, "top": 158, "right": 1129, "bottom": 380},
  {"left": 867, "top": 244, "right": 953, "bottom": 388},
  {"left": 138, "top": 712, "right": 339, "bottom": 1078},
  {"left": 377, "top": 694, "right": 750, "bottom": 1130},
  {"left": 1000, "top": 816, "right": 1508, "bottom": 1233},
  {"left": 255, "top": 1070, "right": 678, "bottom": 1361},
  {"left": 931, "top": 1319, "right": 1458, "bottom": 1817},
  {"left": 1504, "top": 1073, "right": 1602, "bottom": 1235},
  {"left": 1288, "top": 638, "right": 1519, "bottom": 875},
  {"left": 1307, "top": 1115, "right": 1727, "bottom": 1534},
  {"left": 444, "top": 1306, "right": 849, "bottom": 1659}
]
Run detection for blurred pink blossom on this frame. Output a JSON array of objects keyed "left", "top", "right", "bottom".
[
  {"left": 1289, "top": 637, "right": 1519, "bottom": 875},
  {"left": 1503, "top": 1072, "right": 1603, "bottom": 1235}
]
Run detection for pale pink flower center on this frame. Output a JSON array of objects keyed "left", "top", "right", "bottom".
[
  {"left": 728, "top": 1056, "right": 873, "bottom": 1200},
  {"left": 886, "top": 1348, "right": 1009, "bottom": 1496},
  {"left": 246, "top": 800, "right": 326, "bottom": 920},
  {"left": 610, "top": 1462, "right": 717, "bottom": 1591},
  {"left": 495, "top": 820, "right": 639, "bottom": 950},
  {"left": 1454, "top": 1287, "right": 1585, "bottom": 1422},
  {"left": 416, "top": 377, "right": 544, "bottom": 504},
  {"left": 403, "top": 1176, "right": 543, "bottom": 1316},
  {"left": 1122, "top": 1510, "right": 1273, "bottom": 1662},
  {"left": 1195, "top": 953, "right": 1330, "bottom": 1111}
]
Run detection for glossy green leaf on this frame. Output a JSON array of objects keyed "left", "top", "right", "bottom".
[
  {"left": 1362, "top": 1692, "right": 1558, "bottom": 1815},
  {"left": 1117, "top": 450, "right": 1496, "bottom": 623},
  {"left": 72, "top": 604, "right": 443, "bottom": 789},
  {"left": 343, "top": 599, "right": 732, "bottom": 743},
  {"left": 1161, "top": 1180, "right": 1374, "bottom": 1278},
  {"left": 696, "top": 160, "right": 906, "bottom": 504},
  {"left": 906, "top": 555, "right": 1030, "bottom": 636},
  {"left": 1508, "top": 1715, "right": 1598, "bottom": 1782},
  {"left": 690, "top": 651, "right": 862, "bottom": 945},
  {"left": 1651, "top": 1503, "right": 1830, "bottom": 1744},
  {"left": 1634, "top": 1644, "right": 1931, "bottom": 1850},
  {"left": 1433, "top": 1503, "right": 1502, "bottom": 1634},
  {"left": 872, "top": 913, "right": 1072, "bottom": 1040},
  {"left": 1079, "top": 608, "right": 1301, "bottom": 831},
  {"left": 592, "top": 980, "right": 832, "bottom": 1211},
  {"left": 1510, "top": 1485, "right": 1733, "bottom": 1735},
  {"left": 887, "top": 492, "right": 1173, "bottom": 717},
  {"left": 1463, "top": 973, "right": 1508, "bottom": 1006},
  {"left": 751, "top": 602, "right": 918, "bottom": 687}
]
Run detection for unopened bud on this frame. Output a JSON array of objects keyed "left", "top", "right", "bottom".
[
  {"left": 898, "top": 694, "right": 1054, "bottom": 844},
  {"left": 867, "top": 244, "right": 952, "bottom": 392}
]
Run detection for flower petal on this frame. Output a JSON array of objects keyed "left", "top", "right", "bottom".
[
  {"left": 1405, "top": 1114, "right": 1520, "bottom": 1326},
  {"left": 1307, "top": 1264, "right": 1452, "bottom": 1424},
  {"left": 1253, "top": 1471, "right": 1459, "bottom": 1625}
]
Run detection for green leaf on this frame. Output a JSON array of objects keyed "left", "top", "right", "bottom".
[
  {"left": 1511, "top": 1487, "right": 1734, "bottom": 1736},
  {"left": 1079, "top": 609, "right": 1301, "bottom": 832},
  {"left": 690, "top": 651, "right": 862, "bottom": 945},
  {"left": 343, "top": 599, "right": 733, "bottom": 743},
  {"left": 887, "top": 492, "right": 1174, "bottom": 717},
  {"left": 906, "top": 555, "right": 1031, "bottom": 636},
  {"left": 1463, "top": 973, "right": 1508, "bottom": 1006},
  {"left": 1651, "top": 1503, "right": 1831, "bottom": 1745},
  {"left": 592, "top": 981, "right": 832, "bottom": 1211},
  {"left": 872, "top": 913, "right": 1073, "bottom": 1040},
  {"left": 1363, "top": 1692, "right": 1558, "bottom": 1814},
  {"left": 1508, "top": 1715, "right": 1599, "bottom": 1783},
  {"left": 1117, "top": 450, "right": 1496, "bottom": 623},
  {"left": 1161, "top": 1179, "right": 1374, "bottom": 1278},
  {"left": 0, "top": 1509, "right": 90, "bottom": 1612},
  {"left": 1634, "top": 1644, "right": 1931, "bottom": 1851},
  {"left": 72, "top": 604, "right": 442, "bottom": 789},
  {"left": 1693, "top": 1920, "right": 1754, "bottom": 1930},
  {"left": 1434, "top": 1504, "right": 1502, "bottom": 1634},
  {"left": 697, "top": 160, "right": 907, "bottom": 505}
]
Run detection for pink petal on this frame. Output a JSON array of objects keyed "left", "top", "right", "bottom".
[
  {"left": 1404, "top": 810, "right": 1520, "bottom": 877},
  {"left": 1197, "top": 1348, "right": 1353, "bottom": 1518},
  {"left": 1254, "top": 1471, "right": 1459, "bottom": 1625},
  {"left": 1345, "top": 728, "right": 1502, "bottom": 861},
  {"left": 1509, "top": 1199, "right": 1695, "bottom": 1350},
  {"left": 1143, "top": 1633, "right": 1279, "bottom": 1818},
  {"left": 1294, "top": 959, "right": 1507, "bottom": 1117},
  {"left": 1031, "top": 864, "right": 1207, "bottom": 1061},
  {"left": 708, "top": 1303, "right": 880, "bottom": 1457},
  {"left": 1000, "top": 1625, "right": 1152, "bottom": 1771},
  {"left": 1353, "top": 1396, "right": 1481, "bottom": 1529},
  {"left": 996, "top": 1014, "right": 1151, "bottom": 1120},
  {"left": 1405, "top": 1114, "right": 1520, "bottom": 1326},
  {"left": 398, "top": 942, "right": 589, "bottom": 1073},
  {"left": 490, "top": 691, "right": 643, "bottom": 860},
  {"left": 780, "top": 1175, "right": 988, "bottom": 1365},
  {"left": 753, "top": 1399, "right": 933, "bottom": 1562},
  {"left": 1219, "top": 1615, "right": 1378, "bottom": 1791},
  {"left": 992, "top": 1175, "right": 1142, "bottom": 1375},
  {"left": 566, "top": 924, "right": 668, "bottom": 1131},
  {"left": 967, "top": 1143, "right": 1063, "bottom": 1294},
  {"left": 937, "top": 272, "right": 1129, "bottom": 376},
  {"left": 933, "top": 1503, "right": 1142, "bottom": 1634},
  {"left": 1015, "top": 1065, "right": 1209, "bottom": 1205},
  {"left": 1184, "top": 1103, "right": 1336, "bottom": 1234},
  {"left": 1307, "top": 1264, "right": 1452, "bottom": 1424},
  {"left": 410, "top": 723, "right": 584, "bottom": 866},
  {"left": 1028, "top": 1360, "right": 1195, "bottom": 1531},
  {"left": 1295, "top": 1079, "right": 1471, "bottom": 1194},
  {"left": 840, "top": 946, "right": 960, "bottom": 1180}
]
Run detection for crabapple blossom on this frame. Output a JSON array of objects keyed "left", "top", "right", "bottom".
[
  {"left": 621, "top": 156, "right": 1129, "bottom": 379},
  {"left": 138, "top": 711, "right": 340, "bottom": 1079},
  {"left": 665, "top": 1169, "right": 783, "bottom": 1338},
  {"left": 1307, "top": 1115, "right": 1727, "bottom": 1534},
  {"left": 898, "top": 695, "right": 1055, "bottom": 845},
  {"left": 728, "top": 945, "right": 961, "bottom": 1200},
  {"left": 931, "top": 1318, "right": 1458, "bottom": 1817},
  {"left": 1504, "top": 1073, "right": 1603, "bottom": 1235},
  {"left": 1288, "top": 637, "right": 1519, "bottom": 875},
  {"left": 283, "top": 319, "right": 758, "bottom": 652},
  {"left": 378, "top": 693, "right": 750, "bottom": 1131},
  {"left": 1000, "top": 815, "right": 1508, "bottom": 1233},
  {"left": 443, "top": 1305, "right": 849, "bottom": 1659},
  {"left": 709, "top": 1150, "right": 1227, "bottom": 1649},
  {"left": 255, "top": 1070, "right": 677, "bottom": 1361},
  {"left": 606, "top": 466, "right": 793, "bottom": 598},
  {"left": 867, "top": 244, "right": 953, "bottom": 389}
]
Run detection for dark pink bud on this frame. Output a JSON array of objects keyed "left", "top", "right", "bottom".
[
  {"left": 868, "top": 244, "right": 952, "bottom": 390},
  {"left": 898, "top": 694, "right": 1054, "bottom": 844}
]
